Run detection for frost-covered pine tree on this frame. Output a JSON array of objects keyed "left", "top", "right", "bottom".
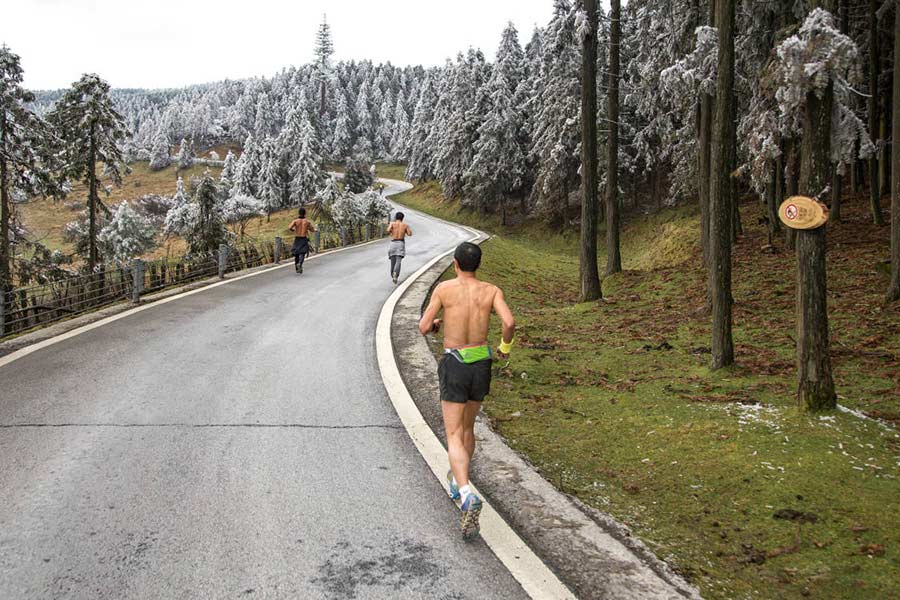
[
  {"left": 376, "top": 86, "right": 395, "bottom": 158},
  {"left": 433, "top": 49, "right": 490, "bottom": 200},
  {"left": 188, "top": 170, "right": 230, "bottom": 255},
  {"left": 289, "top": 112, "right": 325, "bottom": 204},
  {"left": 0, "top": 44, "right": 61, "bottom": 302},
  {"left": 314, "top": 14, "right": 335, "bottom": 116},
  {"left": 361, "top": 188, "right": 392, "bottom": 222},
  {"left": 331, "top": 92, "right": 354, "bottom": 160},
  {"left": 465, "top": 22, "right": 528, "bottom": 222},
  {"left": 48, "top": 74, "right": 130, "bottom": 271},
  {"left": 254, "top": 91, "right": 275, "bottom": 139},
  {"left": 148, "top": 127, "right": 171, "bottom": 171},
  {"left": 233, "top": 134, "right": 262, "bottom": 197},
  {"left": 355, "top": 80, "right": 375, "bottom": 152},
  {"left": 163, "top": 176, "right": 197, "bottom": 237},
  {"left": 222, "top": 193, "right": 264, "bottom": 241},
  {"left": 329, "top": 191, "right": 367, "bottom": 229},
  {"left": 312, "top": 175, "right": 343, "bottom": 220},
  {"left": 259, "top": 139, "right": 283, "bottom": 219},
  {"left": 344, "top": 157, "right": 374, "bottom": 193},
  {"left": 219, "top": 150, "right": 237, "bottom": 197},
  {"left": 624, "top": 0, "right": 703, "bottom": 203},
  {"left": 529, "top": 0, "right": 582, "bottom": 221},
  {"left": 176, "top": 137, "right": 194, "bottom": 170},
  {"left": 389, "top": 92, "right": 411, "bottom": 161},
  {"left": 97, "top": 201, "right": 157, "bottom": 264},
  {"left": 406, "top": 73, "right": 438, "bottom": 181}
]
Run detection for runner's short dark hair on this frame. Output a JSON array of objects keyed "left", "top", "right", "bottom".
[
  {"left": 395, "top": 212, "right": 404, "bottom": 221},
  {"left": 298, "top": 207, "right": 306, "bottom": 217},
  {"left": 455, "top": 242, "right": 481, "bottom": 272}
]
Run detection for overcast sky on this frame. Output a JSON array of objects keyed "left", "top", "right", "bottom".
[{"left": 4, "top": 0, "right": 614, "bottom": 91}]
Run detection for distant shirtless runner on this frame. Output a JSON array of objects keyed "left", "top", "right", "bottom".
[
  {"left": 386, "top": 212, "right": 412, "bottom": 284},
  {"left": 288, "top": 208, "right": 315, "bottom": 274},
  {"left": 418, "top": 242, "right": 515, "bottom": 539}
]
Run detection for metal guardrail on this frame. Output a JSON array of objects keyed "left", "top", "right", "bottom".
[{"left": 0, "top": 217, "right": 391, "bottom": 340}]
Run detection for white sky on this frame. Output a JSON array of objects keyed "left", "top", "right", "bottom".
[{"left": 4, "top": 0, "right": 608, "bottom": 91}]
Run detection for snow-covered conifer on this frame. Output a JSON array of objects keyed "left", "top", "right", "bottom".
[
  {"left": 97, "top": 201, "right": 157, "bottom": 264},
  {"left": 149, "top": 128, "right": 171, "bottom": 171},
  {"left": 289, "top": 113, "right": 325, "bottom": 204},
  {"left": 331, "top": 93, "right": 354, "bottom": 160},
  {"left": 176, "top": 138, "right": 194, "bottom": 169},
  {"left": 222, "top": 193, "right": 264, "bottom": 241}
]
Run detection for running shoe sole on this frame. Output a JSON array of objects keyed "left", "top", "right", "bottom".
[{"left": 460, "top": 496, "right": 483, "bottom": 540}]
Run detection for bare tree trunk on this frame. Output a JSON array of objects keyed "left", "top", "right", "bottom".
[
  {"left": 0, "top": 111, "right": 10, "bottom": 333},
  {"left": 606, "top": 0, "right": 623, "bottom": 276},
  {"left": 881, "top": 69, "right": 892, "bottom": 197},
  {"left": 766, "top": 161, "right": 779, "bottom": 245},
  {"left": 579, "top": 0, "right": 602, "bottom": 302},
  {"left": 797, "top": 45, "right": 837, "bottom": 411},
  {"left": 833, "top": 0, "right": 848, "bottom": 224},
  {"left": 709, "top": 0, "right": 735, "bottom": 369},
  {"left": 785, "top": 138, "right": 799, "bottom": 249},
  {"left": 831, "top": 170, "right": 843, "bottom": 222},
  {"left": 88, "top": 120, "right": 99, "bottom": 272},
  {"left": 698, "top": 0, "right": 716, "bottom": 267},
  {"left": 889, "top": 1, "right": 900, "bottom": 302},
  {"left": 869, "top": 0, "right": 885, "bottom": 225}
]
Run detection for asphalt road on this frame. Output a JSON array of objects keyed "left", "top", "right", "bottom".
[{"left": 0, "top": 181, "right": 529, "bottom": 599}]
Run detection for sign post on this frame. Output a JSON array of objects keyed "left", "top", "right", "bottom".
[{"left": 779, "top": 195, "right": 835, "bottom": 410}]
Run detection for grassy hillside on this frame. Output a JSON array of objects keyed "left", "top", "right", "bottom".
[
  {"left": 401, "top": 182, "right": 899, "bottom": 599},
  {"left": 19, "top": 158, "right": 311, "bottom": 261}
]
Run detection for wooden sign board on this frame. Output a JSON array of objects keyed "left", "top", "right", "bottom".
[{"left": 778, "top": 196, "right": 829, "bottom": 230}]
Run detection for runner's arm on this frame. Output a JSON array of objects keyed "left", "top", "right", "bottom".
[
  {"left": 308, "top": 220, "right": 315, "bottom": 232},
  {"left": 493, "top": 289, "right": 516, "bottom": 355},
  {"left": 406, "top": 224, "right": 413, "bottom": 237},
  {"left": 418, "top": 286, "right": 443, "bottom": 335}
]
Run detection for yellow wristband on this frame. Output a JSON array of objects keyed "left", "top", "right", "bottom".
[{"left": 498, "top": 338, "right": 514, "bottom": 354}]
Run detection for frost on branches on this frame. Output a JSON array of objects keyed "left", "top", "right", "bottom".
[
  {"left": 329, "top": 193, "right": 367, "bottom": 229},
  {"left": 164, "top": 176, "right": 198, "bottom": 237},
  {"left": 222, "top": 194, "right": 264, "bottom": 241},
  {"left": 149, "top": 129, "right": 171, "bottom": 171},
  {"left": 312, "top": 175, "right": 343, "bottom": 220},
  {"left": 176, "top": 138, "right": 194, "bottom": 169},
  {"left": 97, "top": 201, "right": 157, "bottom": 265},
  {"left": 742, "top": 8, "right": 874, "bottom": 194},
  {"left": 361, "top": 189, "right": 392, "bottom": 222}
]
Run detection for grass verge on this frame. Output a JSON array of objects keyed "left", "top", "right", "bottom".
[{"left": 404, "top": 181, "right": 899, "bottom": 599}]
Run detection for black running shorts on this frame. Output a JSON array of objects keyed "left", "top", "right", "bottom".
[{"left": 438, "top": 355, "right": 492, "bottom": 404}]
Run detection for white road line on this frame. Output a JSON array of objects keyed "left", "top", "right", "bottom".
[
  {"left": 374, "top": 232, "right": 576, "bottom": 600},
  {"left": 0, "top": 236, "right": 387, "bottom": 370}
]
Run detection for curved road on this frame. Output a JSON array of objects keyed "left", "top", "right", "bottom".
[{"left": 0, "top": 181, "right": 529, "bottom": 599}]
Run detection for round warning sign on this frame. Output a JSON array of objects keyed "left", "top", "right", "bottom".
[{"left": 778, "top": 196, "right": 828, "bottom": 230}]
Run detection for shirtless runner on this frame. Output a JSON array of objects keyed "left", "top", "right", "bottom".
[
  {"left": 288, "top": 208, "right": 315, "bottom": 274},
  {"left": 418, "top": 242, "right": 516, "bottom": 539},
  {"left": 386, "top": 212, "right": 412, "bottom": 284}
]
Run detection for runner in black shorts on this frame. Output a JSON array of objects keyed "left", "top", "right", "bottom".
[
  {"left": 438, "top": 349, "right": 493, "bottom": 404},
  {"left": 419, "top": 242, "right": 516, "bottom": 539}
]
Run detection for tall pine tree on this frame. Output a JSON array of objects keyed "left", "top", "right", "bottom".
[
  {"left": 49, "top": 74, "right": 129, "bottom": 271},
  {"left": 0, "top": 44, "right": 61, "bottom": 322}
]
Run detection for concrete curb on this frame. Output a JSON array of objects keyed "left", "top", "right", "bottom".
[{"left": 388, "top": 230, "right": 702, "bottom": 600}]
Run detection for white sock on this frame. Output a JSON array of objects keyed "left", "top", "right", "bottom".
[{"left": 459, "top": 484, "right": 472, "bottom": 501}]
